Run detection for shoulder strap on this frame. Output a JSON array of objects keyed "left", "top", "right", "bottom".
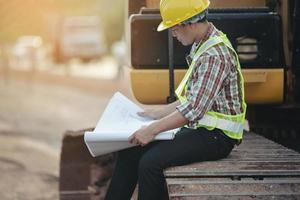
[{"left": 175, "top": 35, "right": 225, "bottom": 98}]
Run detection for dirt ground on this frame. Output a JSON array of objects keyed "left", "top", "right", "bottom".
[{"left": 0, "top": 66, "right": 130, "bottom": 200}]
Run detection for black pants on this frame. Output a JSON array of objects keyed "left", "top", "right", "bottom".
[{"left": 104, "top": 127, "right": 236, "bottom": 200}]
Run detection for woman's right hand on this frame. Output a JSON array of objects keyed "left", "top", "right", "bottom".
[
  {"left": 137, "top": 108, "right": 163, "bottom": 120},
  {"left": 137, "top": 100, "right": 180, "bottom": 120}
]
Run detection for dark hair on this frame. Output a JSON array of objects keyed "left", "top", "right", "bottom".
[
  {"left": 197, "top": 15, "right": 207, "bottom": 23},
  {"left": 182, "top": 9, "right": 208, "bottom": 25}
]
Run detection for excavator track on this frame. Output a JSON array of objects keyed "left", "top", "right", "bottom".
[{"left": 165, "top": 131, "right": 300, "bottom": 199}]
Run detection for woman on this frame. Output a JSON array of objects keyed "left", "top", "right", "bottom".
[{"left": 105, "top": 0, "right": 246, "bottom": 199}]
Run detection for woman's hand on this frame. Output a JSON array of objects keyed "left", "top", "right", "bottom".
[
  {"left": 129, "top": 109, "right": 188, "bottom": 147},
  {"left": 138, "top": 101, "right": 180, "bottom": 120},
  {"left": 137, "top": 108, "right": 163, "bottom": 120},
  {"left": 129, "top": 125, "right": 156, "bottom": 146}
]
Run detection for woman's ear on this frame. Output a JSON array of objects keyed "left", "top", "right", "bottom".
[{"left": 189, "top": 23, "right": 197, "bottom": 31}]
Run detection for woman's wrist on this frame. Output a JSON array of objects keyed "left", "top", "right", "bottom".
[{"left": 148, "top": 121, "right": 163, "bottom": 136}]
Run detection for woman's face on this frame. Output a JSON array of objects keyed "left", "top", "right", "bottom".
[{"left": 171, "top": 24, "right": 194, "bottom": 46}]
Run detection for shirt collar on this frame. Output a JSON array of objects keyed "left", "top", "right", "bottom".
[
  {"left": 186, "top": 23, "right": 219, "bottom": 65},
  {"left": 196, "top": 22, "right": 216, "bottom": 48},
  {"left": 189, "top": 23, "right": 218, "bottom": 57}
]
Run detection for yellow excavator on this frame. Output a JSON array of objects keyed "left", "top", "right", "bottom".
[
  {"left": 59, "top": 0, "right": 300, "bottom": 199},
  {"left": 128, "top": 0, "right": 300, "bottom": 151}
]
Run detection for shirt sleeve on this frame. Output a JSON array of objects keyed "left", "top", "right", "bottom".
[{"left": 176, "top": 54, "right": 230, "bottom": 123}]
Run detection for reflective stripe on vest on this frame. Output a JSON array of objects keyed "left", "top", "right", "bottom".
[{"left": 175, "top": 33, "right": 247, "bottom": 140}]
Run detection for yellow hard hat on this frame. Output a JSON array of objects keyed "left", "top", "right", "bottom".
[{"left": 157, "top": 0, "right": 210, "bottom": 32}]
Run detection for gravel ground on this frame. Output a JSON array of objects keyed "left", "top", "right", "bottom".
[
  {"left": 0, "top": 75, "right": 128, "bottom": 199},
  {"left": 0, "top": 134, "right": 59, "bottom": 200}
]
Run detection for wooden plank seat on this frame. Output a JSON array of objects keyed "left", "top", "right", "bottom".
[
  {"left": 167, "top": 178, "right": 300, "bottom": 200},
  {"left": 164, "top": 131, "right": 300, "bottom": 199}
]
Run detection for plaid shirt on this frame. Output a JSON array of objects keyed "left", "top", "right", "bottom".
[{"left": 176, "top": 23, "right": 244, "bottom": 128}]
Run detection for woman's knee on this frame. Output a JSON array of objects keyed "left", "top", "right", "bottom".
[
  {"left": 138, "top": 152, "right": 162, "bottom": 175},
  {"left": 117, "top": 146, "right": 142, "bottom": 164}
]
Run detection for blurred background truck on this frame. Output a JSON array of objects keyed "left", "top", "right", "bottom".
[{"left": 54, "top": 16, "right": 107, "bottom": 63}]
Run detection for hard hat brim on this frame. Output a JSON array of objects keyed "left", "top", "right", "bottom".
[{"left": 157, "top": 22, "right": 170, "bottom": 32}]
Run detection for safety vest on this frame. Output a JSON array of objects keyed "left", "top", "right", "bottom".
[{"left": 175, "top": 33, "right": 247, "bottom": 140}]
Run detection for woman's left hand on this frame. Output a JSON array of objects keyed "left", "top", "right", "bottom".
[{"left": 129, "top": 125, "right": 156, "bottom": 146}]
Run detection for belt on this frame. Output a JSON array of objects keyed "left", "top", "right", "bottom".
[
  {"left": 233, "top": 139, "right": 242, "bottom": 146},
  {"left": 217, "top": 128, "right": 242, "bottom": 146}
]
